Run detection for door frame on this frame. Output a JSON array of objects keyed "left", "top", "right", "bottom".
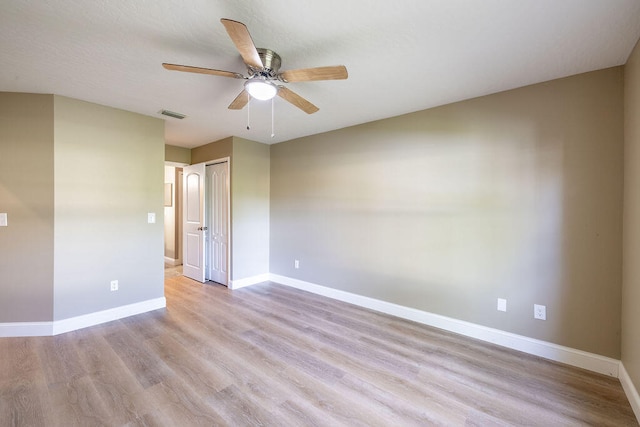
[
  {"left": 164, "top": 161, "right": 188, "bottom": 267},
  {"left": 175, "top": 168, "right": 184, "bottom": 265}
]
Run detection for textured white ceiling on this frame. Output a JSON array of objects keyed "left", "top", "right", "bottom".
[{"left": 1, "top": 1, "right": 639, "bottom": 147}]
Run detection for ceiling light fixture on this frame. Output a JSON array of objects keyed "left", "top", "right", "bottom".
[{"left": 245, "top": 79, "right": 278, "bottom": 100}]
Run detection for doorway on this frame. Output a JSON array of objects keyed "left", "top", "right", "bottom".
[
  {"left": 164, "top": 164, "right": 184, "bottom": 267},
  {"left": 205, "top": 161, "right": 229, "bottom": 286},
  {"left": 182, "top": 159, "right": 230, "bottom": 286}
]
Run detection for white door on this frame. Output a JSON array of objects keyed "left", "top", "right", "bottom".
[
  {"left": 182, "top": 163, "right": 206, "bottom": 282},
  {"left": 206, "top": 162, "right": 229, "bottom": 286}
]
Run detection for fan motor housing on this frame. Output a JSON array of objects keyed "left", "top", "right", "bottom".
[{"left": 254, "top": 48, "right": 282, "bottom": 76}]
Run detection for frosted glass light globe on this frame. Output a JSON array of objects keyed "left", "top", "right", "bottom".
[{"left": 245, "top": 79, "right": 278, "bottom": 100}]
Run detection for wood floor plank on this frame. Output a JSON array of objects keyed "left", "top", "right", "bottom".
[
  {"left": 121, "top": 409, "right": 166, "bottom": 427},
  {"left": 46, "top": 375, "right": 113, "bottom": 427},
  {"left": 102, "top": 326, "right": 170, "bottom": 390},
  {"left": 144, "top": 377, "right": 229, "bottom": 426},
  {"left": 244, "top": 281, "right": 639, "bottom": 424},
  {"left": 238, "top": 286, "right": 427, "bottom": 379},
  {"left": 205, "top": 384, "right": 277, "bottom": 426},
  {"left": 0, "top": 338, "right": 50, "bottom": 427},
  {"left": 147, "top": 296, "right": 299, "bottom": 413},
  {"left": 0, "top": 270, "right": 637, "bottom": 426},
  {"left": 118, "top": 310, "right": 170, "bottom": 341},
  {"left": 34, "top": 334, "right": 87, "bottom": 386},
  {"left": 144, "top": 333, "right": 234, "bottom": 397},
  {"left": 337, "top": 373, "right": 449, "bottom": 426},
  {"left": 72, "top": 328, "right": 155, "bottom": 426},
  {"left": 240, "top": 328, "right": 346, "bottom": 384},
  {"left": 276, "top": 399, "right": 329, "bottom": 427},
  {"left": 274, "top": 365, "right": 402, "bottom": 427}
]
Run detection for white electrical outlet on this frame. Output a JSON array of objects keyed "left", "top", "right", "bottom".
[
  {"left": 147, "top": 212, "right": 156, "bottom": 224},
  {"left": 497, "top": 298, "right": 507, "bottom": 312},
  {"left": 294, "top": 259, "right": 300, "bottom": 269},
  {"left": 0, "top": 213, "right": 7, "bottom": 227},
  {"left": 110, "top": 280, "right": 119, "bottom": 291},
  {"left": 534, "top": 304, "right": 546, "bottom": 320}
]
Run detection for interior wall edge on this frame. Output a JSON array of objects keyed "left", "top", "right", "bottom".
[
  {"left": 620, "top": 362, "right": 640, "bottom": 422},
  {"left": 229, "top": 273, "right": 270, "bottom": 289}
]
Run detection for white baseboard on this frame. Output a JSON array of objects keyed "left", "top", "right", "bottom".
[
  {"left": 0, "top": 297, "right": 166, "bottom": 337},
  {"left": 53, "top": 297, "right": 167, "bottom": 335},
  {"left": 164, "top": 257, "right": 181, "bottom": 266},
  {"left": 230, "top": 273, "right": 270, "bottom": 290},
  {"left": 0, "top": 321, "right": 54, "bottom": 337},
  {"left": 269, "top": 274, "right": 620, "bottom": 378},
  {"left": 620, "top": 363, "right": 640, "bottom": 421}
]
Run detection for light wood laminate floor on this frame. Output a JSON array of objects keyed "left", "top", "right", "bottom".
[{"left": 0, "top": 271, "right": 637, "bottom": 426}]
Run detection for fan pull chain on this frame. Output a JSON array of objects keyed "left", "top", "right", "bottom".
[
  {"left": 271, "top": 97, "right": 275, "bottom": 138},
  {"left": 246, "top": 93, "right": 251, "bottom": 130}
]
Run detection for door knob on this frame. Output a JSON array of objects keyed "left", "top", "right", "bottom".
[{"left": 198, "top": 226, "right": 208, "bottom": 231}]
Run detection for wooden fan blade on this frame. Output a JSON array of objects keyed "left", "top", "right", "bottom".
[
  {"left": 277, "top": 86, "right": 319, "bottom": 114},
  {"left": 162, "top": 63, "right": 244, "bottom": 79},
  {"left": 228, "top": 90, "right": 249, "bottom": 110},
  {"left": 220, "top": 19, "right": 263, "bottom": 70},
  {"left": 279, "top": 65, "right": 348, "bottom": 82}
]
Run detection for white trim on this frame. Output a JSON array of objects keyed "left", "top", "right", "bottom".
[
  {"left": 204, "top": 157, "right": 231, "bottom": 287},
  {"left": 269, "top": 274, "right": 620, "bottom": 378},
  {"left": 0, "top": 298, "right": 166, "bottom": 337},
  {"left": 53, "top": 297, "right": 166, "bottom": 335},
  {"left": 164, "top": 256, "right": 181, "bottom": 266},
  {"left": 230, "top": 273, "right": 270, "bottom": 290},
  {"left": 165, "top": 161, "right": 189, "bottom": 167},
  {"left": 195, "top": 156, "right": 232, "bottom": 287},
  {"left": 0, "top": 321, "right": 54, "bottom": 337},
  {"left": 620, "top": 362, "right": 640, "bottom": 422}
]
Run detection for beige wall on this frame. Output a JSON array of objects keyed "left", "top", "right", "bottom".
[
  {"left": 191, "top": 137, "right": 232, "bottom": 164},
  {"left": 0, "top": 93, "right": 55, "bottom": 322},
  {"left": 165, "top": 144, "right": 191, "bottom": 164},
  {"left": 231, "top": 137, "right": 270, "bottom": 280},
  {"left": 0, "top": 94, "right": 165, "bottom": 323},
  {"left": 271, "top": 67, "right": 624, "bottom": 358},
  {"left": 53, "top": 96, "right": 165, "bottom": 320},
  {"left": 623, "top": 39, "right": 640, "bottom": 392}
]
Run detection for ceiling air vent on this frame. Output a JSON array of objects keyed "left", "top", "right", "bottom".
[{"left": 160, "top": 109, "right": 186, "bottom": 120}]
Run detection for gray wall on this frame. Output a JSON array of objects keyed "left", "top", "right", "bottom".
[
  {"left": 0, "top": 93, "right": 55, "bottom": 322},
  {"left": 270, "top": 67, "right": 624, "bottom": 358},
  {"left": 53, "top": 96, "right": 165, "bottom": 320},
  {"left": 0, "top": 94, "right": 165, "bottom": 324},
  {"left": 231, "top": 137, "right": 270, "bottom": 280},
  {"left": 623, "top": 39, "right": 640, "bottom": 394}
]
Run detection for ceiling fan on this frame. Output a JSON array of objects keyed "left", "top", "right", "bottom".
[{"left": 162, "top": 18, "right": 348, "bottom": 114}]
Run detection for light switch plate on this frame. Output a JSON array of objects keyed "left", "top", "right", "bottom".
[
  {"left": 147, "top": 212, "right": 156, "bottom": 224},
  {"left": 0, "top": 213, "right": 7, "bottom": 227}
]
